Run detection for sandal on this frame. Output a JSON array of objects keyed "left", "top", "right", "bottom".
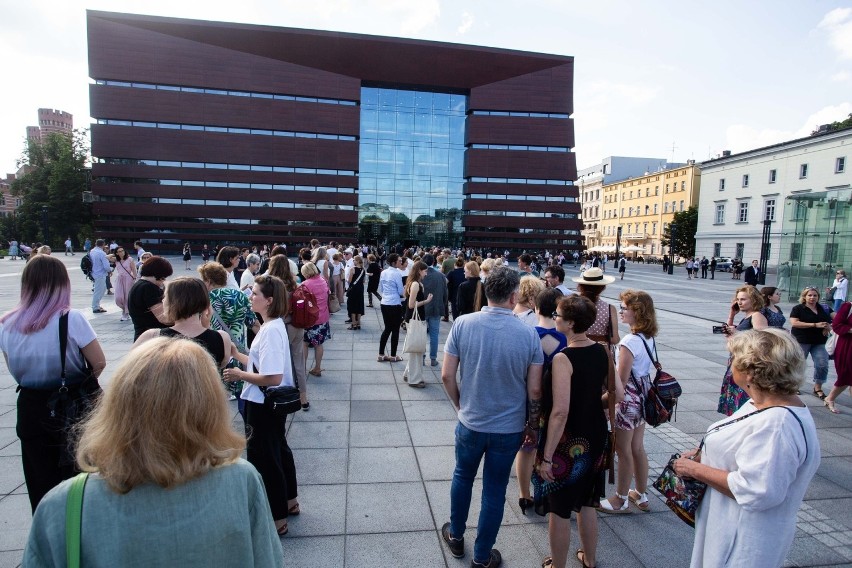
[
  {"left": 628, "top": 489, "right": 650, "bottom": 512},
  {"left": 378, "top": 355, "right": 389, "bottom": 362},
  {"left": 813, "top": 387, "right": 827, "bottom": 400},
  {"left": 288, "top": 503, "right": 301, "bottom": 516},
  {"left": 826, "top": 400, "right": 840, "bottom": 414},
  {"left": 596, "top": 493, "right": 630, "bottom": 514},
  {"left": 389, "top": 356, "right": 403, "bottom": 362},
  {"left": 576, "top": 550, "right": 595, "bottom": 568},
  {"left": 542, "top": 557, "right": 552, "bottom": 567},
  {"left": 346, "top": 325, "right": 356, "bottom": 330},
  {"left": 309, "top": 369, "right": 322, "bottom": 377},
  {"left": 276, "top": 520, "right": 288, "bottom": 536}
]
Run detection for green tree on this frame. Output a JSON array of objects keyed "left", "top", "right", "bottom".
[
  {"left": 10, "top": 130, "right": 91, "bottom": 248},
  {"left": 812, "top": 113, "right": 852, "bottom": 134},
  {"left": 661, "top": 206, "right": 698, "bottom": 258}
]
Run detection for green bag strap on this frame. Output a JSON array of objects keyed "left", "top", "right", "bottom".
[{"left": 65, "top": 472, "right": 89, "bottom": 568}]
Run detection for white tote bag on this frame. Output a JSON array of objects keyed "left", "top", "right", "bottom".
[{"left": 403, "top": 309, "right": 428, "bottom": 354}]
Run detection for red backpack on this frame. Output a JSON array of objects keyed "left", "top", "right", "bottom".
[{"left": 290, "top": 284, "right": 319, "bottom": 328}]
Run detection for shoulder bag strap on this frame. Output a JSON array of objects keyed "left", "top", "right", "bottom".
[
  {"left": 210, "top": 309, "right": 247, "bottom": 354},
  {"left": 606, "top": 344, "right": 617, "bottom": 484},
  {"left": 59, "top": 312, "right": 69, "bottom": 389},
  {"left": 697, "top": 406, "right": 809, "bottom": 459},
  {"left": 65, "top": 472, "right": 89, "bottom": 568}
]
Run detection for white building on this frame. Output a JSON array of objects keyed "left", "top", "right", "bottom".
[{"left": 695, "top": 126, "right": 851, "bottom": 266}]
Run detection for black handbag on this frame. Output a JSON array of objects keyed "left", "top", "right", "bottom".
[
  {"left": 46, "top": 313, "right": 101, "bottom": 465},
  {"left": 255, "top": 363, "right": 301, "bottom": 416}
]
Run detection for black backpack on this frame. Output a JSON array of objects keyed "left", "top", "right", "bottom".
[{"left": 80, "top": 254, "right": 94, "bottom": 281}]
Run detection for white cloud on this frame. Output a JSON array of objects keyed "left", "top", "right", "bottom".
[
  {"left": 457, "top": 11, "right": 474, "bottom": 35},
  {"left": 368, "top": 0, "right": 440, "bottom": 34},
  {"left": 818, "top": 7, "right": 852, "bottom": 59},
  {"left": 724, "top": 103, "right": 852, "bottom": 153},
  {"left": 831, "top": 70, "right": 851, "bottom": 82}
]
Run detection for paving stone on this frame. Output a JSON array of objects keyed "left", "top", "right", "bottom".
[
  {"left": 286, "top": 484, "right": 346, "bottom": 537},
  {"left": 349, "top": 422, "right": 412, "bottom": 448},
  {"left": 287, "top": 421, "right": 349, "bottom": 450},
  {"left": 350, "top": 383, "right": 399, "bottom": 401},
  {"left": 346, "top": 482, "right": 433, "bottom": 534},
  {"left": 348, "top": 446, "right": 420, "bottom": 483},
  {"left": 281, "top": 535, "right": 343, "bottom": 568},
  {"left": 350, "top": 400, "right": 404, "bottom": 422},
  {"left": 293, "top": 449, "right": 348, "bottom": 485},
  {"left": 785, "top": 535, "right": 850, "bottom": 567},
  {"left": 291, "top": 400, "right": 350, "bottom": 423},
  {"left": 0, "top": 495, "right": 32, "bottom": 552},
  {"left": 345, "top": 530, "right": 446, "bottom": 568},
  {"left": 403, "top": 400, "right": 458, "bottom": 421},
  {"left": 423, "top": 480, "right": 511, "bottom": 532},
  {"left": 408, "top": 420, "right": 458, "bottom": 447},
  {"left": 414, "top": 445, "right": 458, "bottom": 481}
]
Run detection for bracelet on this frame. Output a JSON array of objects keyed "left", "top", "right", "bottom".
[{"left": 542, "top": 458, "right": 553, "bottom": 465}]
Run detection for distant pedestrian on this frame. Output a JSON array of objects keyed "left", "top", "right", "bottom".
[
  {"left": 201, "top": 244, "right": 211, "bottom": 265},
  {"left": 744, "top": 260, "right": 761, "bottom": 286},
  {"left": 89, "top": 239, "right": 112, "bottom": 314},
  {"left": 182, "top": 243, "right": 192, "bottom": 270},
  {"left": 700, "top": 256, "right": 709, "bottom": 278},
  {"left": 83, "top": 238, "right": 91, "bottom": 253},
  {"left": 64, "top": 237, "right": 74, "bottom": 256},
  {"left": 618, "top": 257, "right": 626, "bottom": 280},
  {"left": 710, "top": 257, "right": 717, "bottom": 280}
]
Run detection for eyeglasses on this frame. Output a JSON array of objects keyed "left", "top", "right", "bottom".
[
  {"left": 551, "top": 312, "right": 563, "bottom": 319},
  {"left": 618, "top": 305, "right": 630, "bottom": 313}
]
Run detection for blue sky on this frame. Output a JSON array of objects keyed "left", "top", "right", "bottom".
[{"left": 0, "top": 0, "right": 849, "bottom": 173}]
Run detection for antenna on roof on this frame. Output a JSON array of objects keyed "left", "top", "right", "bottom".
[{"left": 670, "top": 141, "right": 678, "bottom": 162}]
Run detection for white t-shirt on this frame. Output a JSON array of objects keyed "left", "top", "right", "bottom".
[
  {"left": 241, "top": 318, "right": 293, "bottom": 404},
  {"left": 226, "top": 270, "right": 239, "bottom": 290},
  {"left": 617, "top": 333, "right": 655, "bottom": 379},
  {"left": 555, "top": 283, "right": 574, "bottom": 296},
  {"left": 240, "top": 270, "right": 256, "bottom": 292},
  {"left": 0, "top": 311, "right": 97, "bottom": 389}
]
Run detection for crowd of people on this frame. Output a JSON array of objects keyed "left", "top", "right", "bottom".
[{"left": 1, "top": 238, "right": 849, "bottom": 567}]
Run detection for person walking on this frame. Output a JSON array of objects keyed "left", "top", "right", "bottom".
[
  {"left": 440, "top": 267, "right": 543, "bottom": 567},
  {"left": 64, "top": 237, "right": 74, "bottom": 256},
  {"left": 89, "top": 239, "right": 112, "bottom": 314},
  {"left": 113, "top": 246, "right": 137, "bottom": 321},
  {"left": 618, "top": 256, "right": 626, "bottom": 280},
  {"left": 346, "top": 255, "right": 366, "bottom": 330},
  {"left": 422, "top": 253, "right": 448, "bottom": 366},
  {"left": 825, "top": 301, "right": 852, "bottom": 414},
  {"left": 365, "top": 254, "right": 382, "bottom": 308},
  {"left": 789, "top": 287, "right": 833, "bottom": 401}
]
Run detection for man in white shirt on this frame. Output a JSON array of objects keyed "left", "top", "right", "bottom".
[
  {"left": 90, "top": 239, "right": 113, "bottom": 313},
  {"left": 543, "top": 265, "right": 574, "bottom": 296},
  {"left": 343, "top": 249, "right": 355, "bottom": 285},
  {"left": 134, "top": 241, "right": 146, "bottom": 262}
]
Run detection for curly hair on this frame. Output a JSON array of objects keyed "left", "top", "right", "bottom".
[
  {"left": 517, "top": 276, "right": 545, "bottom": 308},
  {"left": 728, "top": 329, "right": 804, "bottom": 395},
  {"left": 197, "top": 262, "right": 227, "bottom": 287},
  {"left": 734, "top": 285, "right": 765, "bottom": 311},
  {"left": 620, "top": 289, "right": 658, "bottom": 337}
]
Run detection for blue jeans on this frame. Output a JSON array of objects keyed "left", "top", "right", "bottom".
[
  {"left": 834, "top": 298, "right": 845, "bottom": 313},
  {"left": 426, "top": 315, "right": 441, "bottom": 360},
  {"left": 800, "top": 343, "right": 829, "bottom": 385},
  {"left": 92, "top": 275, "right": 106, "bottom": 310},
  {"left": 450, "top": 422, "right": 523, "bottom": 564}
]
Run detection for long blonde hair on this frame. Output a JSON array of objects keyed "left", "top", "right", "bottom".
[{"left": 75, "top": 338, "right": 245, "bottom": 494}]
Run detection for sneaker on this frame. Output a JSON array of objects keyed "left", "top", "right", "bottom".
[
  {"left": 441, "top": 522, "right": 464, "bottom": 558},
  {"left": 471, "top": 549, "right": 502, "bottom": 568},
  {"left": 430, "top": 358, "right": 439, "bottom": 367},
  {"left": 119, "top": 315, "right": 129, "bottom": 321}
]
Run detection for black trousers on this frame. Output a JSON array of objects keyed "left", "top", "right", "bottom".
[
  {"left": 245, "top": 400, "right": 297, "bottom": 521},
  {"left": 701, "top": 267, "right": 708, "bottom": 278},
  {"left": 17, "top": 385, "right": 99, "bottom": 512},
  {"left": 379, "top": 304, "right": 404, "bottom": 356}
]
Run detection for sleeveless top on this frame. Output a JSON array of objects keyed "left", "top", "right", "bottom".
[
  {"left": 535, "top": 327, "right": 568, "bottom": 365},
  {"left": 764, "top": 306, "right": 786, "bottom": 329},
  {"left": 160, "top": 328, "right": 226, "bottom": 366},
  {"left": 586, "top": 297, "right": 612, "bottom": 337},
  {"left": 405, "top": 285, "right": 426, "bottom": 321}
]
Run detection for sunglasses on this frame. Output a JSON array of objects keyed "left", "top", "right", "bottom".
[{"left": 618, "top": 305, "right": 631, "bottom": 313}]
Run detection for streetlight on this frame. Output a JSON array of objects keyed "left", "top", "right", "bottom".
[{"left": 40, "top": 205, "right": 49, "bottom": 246}]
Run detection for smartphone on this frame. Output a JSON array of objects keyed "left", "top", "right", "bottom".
[{"left": 712, "top": 325, "right": 726, "bottom": 334}]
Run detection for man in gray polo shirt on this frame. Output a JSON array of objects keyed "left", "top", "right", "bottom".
[{"left": 440, "top": 267, "right": 543, "bottom": 568}]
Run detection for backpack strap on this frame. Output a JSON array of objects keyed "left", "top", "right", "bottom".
[{"left": 59, "top": 312, "right": 69, "bottom": 390}]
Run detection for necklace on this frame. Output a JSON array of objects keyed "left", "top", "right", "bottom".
[{"left": 568, "top": 336, "right": 593, "bottom": 347}]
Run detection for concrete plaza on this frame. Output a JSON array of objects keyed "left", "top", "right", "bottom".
[{"left": 0, "top": 256, "right": 850, "bottom": 567}]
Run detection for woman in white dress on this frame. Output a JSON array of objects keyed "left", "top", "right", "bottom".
[{"left": 674, "top": 329, "right": 820, "bottom": 568}]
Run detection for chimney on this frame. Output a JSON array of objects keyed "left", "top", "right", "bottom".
[
  {"left": 722, "top": 150, "right": 731, "bottom": 157},
  {"left": 817, "top": 124, "right": 830, "bottom": 133}
]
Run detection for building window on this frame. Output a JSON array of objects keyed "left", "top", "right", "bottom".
[
  {"left": 736, "top": 243, "right": 745, "bottom": 259},
  {"left": 769, "top": 169, "right": 777, "bottom": 183},
  {"left": 653, "top": 203, "right": 658, "bottom": 214},
  {"left": 681, "top": 181, "right": 686, "bottom": 191},
  {"left": 799, "top": 163, "right": 808, "bottom": 178},
  {"left": 790, "top": 243, "right": 801, "bottom": 262},
  {"left": 645, "top": 189, "right": 650, "bottom": 197},
  {"left": 715, "top": 204, "right": 725, "bottom": 224},
  {"left": 655, "top": 186, "right": 659, "bottom": 195},
  {"left": 665, "top": 184, "right": 669, "bottom": 193},
  {"left": 679, "top": 200, "right": 684, "bottom": 211},
  {"left": 764, "top": 199, "right": 776, "bottom": 222},
  {"left": 837, "top": 157, "right": 846, "bottom": 174},
  {"left": 645, "top": 205, "right": 650, "bottom": 215},
  {"left": 664, "top": 203, "right": 669, "bottom": 213},
  {"left": 653, "top": 222, "right": 658, "bottom": 234},
  {"left": 719, "top": 178, "right": 726, "bottom": 190},
  {"left": 825, "top": 243, "right": 838, "bottom": 263},
  {"left": 713, "top": 243, "right": 721, "bottom": 257},
  {"left": 738, "top": 201, "right": 749, "bottom": 223},
  {"left": 742, "top": 174, "right": 749, "bottom": 188}
]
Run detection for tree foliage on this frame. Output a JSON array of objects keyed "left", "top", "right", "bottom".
[
  {"left": 812, "top": 113, "right": 852, "bottom": 135},
  {"left": 661, "top": 206, "right": 698, "bottom": 258},
  {"left": 9, "top": 130, "right": 91, "bottom": 248}
]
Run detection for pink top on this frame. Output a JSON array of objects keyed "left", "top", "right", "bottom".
[
  {"left": 302, "top": 274, "right": 330, "bottom": 325},
  {"left": 586, "top": 297, "right": 612, "bottom": 337}
]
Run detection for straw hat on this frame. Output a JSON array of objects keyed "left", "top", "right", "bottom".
[{"left": 571, "top": 267, "right": 615, "bottom": 286}]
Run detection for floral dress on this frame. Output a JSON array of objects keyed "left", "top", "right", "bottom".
[
  {"left": 717, "top": 315, "right": 758, "bottom": 416},
  {"left": 209, "top": 287, "right": 256, "bottom": 397}
]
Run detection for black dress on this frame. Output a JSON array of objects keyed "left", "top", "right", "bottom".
[
  {"left": 534, "top": 343, "right": 609, "bottom": 518},
  {"left": 347, "top": 267, "right": 365, "bottom": 316}
]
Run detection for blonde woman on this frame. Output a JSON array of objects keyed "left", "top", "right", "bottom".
[
  {"left": 24, "top": 338, "right": 282, "bottom": 565},
  {"left": 599, "top": 290, "right": 658, "bottom": 514},
  {"left": 513, "top": 277, "right": 545, "bottom": 326},
  {"left": 457, "top": 261, "right": 485, "bottom": 316},
  {"left": 480, "top": 257, "right": 496, "bottom": 282}
]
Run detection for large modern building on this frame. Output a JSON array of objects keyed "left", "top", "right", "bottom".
[
  {"left": 695, "top": 126, "right": 851, "bottom": 278},
  {"left": 86, "top": 11, "right": 578, "bottom": 253}
]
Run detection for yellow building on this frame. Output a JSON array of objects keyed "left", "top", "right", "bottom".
[{"left": 600, "top": 161, "right": 701, "bottom": 258}]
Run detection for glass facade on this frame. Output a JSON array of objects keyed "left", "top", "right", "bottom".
[
  {"left": 779, "top": 187, "right": 852, "bottom": 302},
  {"left": 358, "top": 86, "right": 467, "bottom": 247}
]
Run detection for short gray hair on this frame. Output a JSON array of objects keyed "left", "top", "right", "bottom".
[
  {"left": 484, "top": 266, "right": 520, "bottom": 304},
  {"left": 246, "top": 253, "right": 260, "bottom": 266}
]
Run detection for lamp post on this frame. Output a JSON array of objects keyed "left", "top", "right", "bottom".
[
  {"left": 40, "top": 205, "right": 49, "bottom": 246},
  {"left": 615, "top": 226, "right": 622, "bottom": 268},
  {"left": 758, "top": 218, "right": 772, "bottom": 285},
  {"left": 668, "top": 223, "right": 677, "bottom": 275}
]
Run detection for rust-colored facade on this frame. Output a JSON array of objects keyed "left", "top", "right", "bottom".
[{"left": 87, "top": 11, "right": 578, "bottom": 252}]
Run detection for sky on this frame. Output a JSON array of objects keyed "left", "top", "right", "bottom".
[{"left": 0, "top": 0, "right": 850, "bottom": 174}]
